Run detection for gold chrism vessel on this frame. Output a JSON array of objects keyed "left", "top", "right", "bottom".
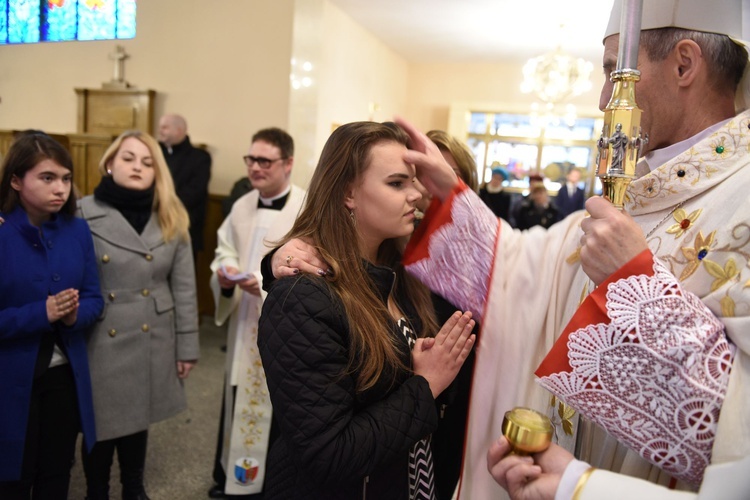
[{"left": 501, "top": 407, "right": 553, "bottom": 455}]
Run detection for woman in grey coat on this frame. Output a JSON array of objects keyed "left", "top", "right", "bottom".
[{"left": 77, "top": 131, "right": 200, "bottom": 500}]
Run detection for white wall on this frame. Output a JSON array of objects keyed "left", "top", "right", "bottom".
[
  {"left": 0, "top": 0, "right": 295, "bottom": 194},
  {"left": 0, "top": 0, "right": 608, "bottom": 193},
  {"left": 405, "top": 61, "right": 606, "bottom": 135},
  {"left": 284, "top": 0, "right": 410, "bottom": 188}
]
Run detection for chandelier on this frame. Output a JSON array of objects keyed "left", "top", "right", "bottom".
[{"left": 520, "top": 48, "right": 594, "bottom": 104}]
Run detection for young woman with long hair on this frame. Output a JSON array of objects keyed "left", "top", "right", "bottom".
[
  {"left": 77, "top": 130, "right": 200, "bottom": 500},
  {"left": 257, "top": 121, "right": 475, "bottom": 499}
]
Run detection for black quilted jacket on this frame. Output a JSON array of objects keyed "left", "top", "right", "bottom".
[{"left": 258, "top": 263, "right": 449, "bottom": 499}]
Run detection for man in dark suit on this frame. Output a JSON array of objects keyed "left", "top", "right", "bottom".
[
  {"left": 555, "top": 166, "right": 585, "bottom": 221},
  {"left": 158, "top": 113, "right": 212, "bottom": 257}
]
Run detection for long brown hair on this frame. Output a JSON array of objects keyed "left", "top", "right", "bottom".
[
  {"left": 99, "top": 130, "right": 190, "bottom": 242},
  {"left": 280, "top": 121, "right": 438, "bottom": 392}
]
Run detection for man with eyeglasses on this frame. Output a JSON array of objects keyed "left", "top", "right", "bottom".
[{"left": 207, "top": 127, "right": 305, "bottom": 499}]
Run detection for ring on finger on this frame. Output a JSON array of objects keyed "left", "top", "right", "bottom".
[{"left": 286, "top": 255, "right": 293, "bottom": 266}]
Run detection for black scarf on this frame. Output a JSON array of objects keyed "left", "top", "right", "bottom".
[{"left": 94, "top": 176, "right": 155, "bottom": 234}]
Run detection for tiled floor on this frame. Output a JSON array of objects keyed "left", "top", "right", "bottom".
[{"left": 68, "top": 317, "right": 227, "bottom": 500}]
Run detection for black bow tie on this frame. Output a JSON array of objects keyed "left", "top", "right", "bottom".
[{"left": 257, "top": 193, "right": 289, "bottom": 211}]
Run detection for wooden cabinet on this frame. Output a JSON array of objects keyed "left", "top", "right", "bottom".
[{"left": 75, "top": 88, "right": 156, "bottom": 136}]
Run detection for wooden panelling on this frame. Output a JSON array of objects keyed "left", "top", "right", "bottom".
[
  {"left": 195, "top": 194, "right": 226, "bottom": 318},
  {"left": 75, "top": 88, "right": 155, "bottom": 136},
  {"left": 68, "top": 133, "right": 116, "bottom": 195}
]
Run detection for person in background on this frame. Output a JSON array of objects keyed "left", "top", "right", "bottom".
[
  {"left": 257, "top": 121, "right": 475, "bottom": 499},
  {"left": 554, "top": 166, "right": 586, "bottom": 221},
  {"left": 479, "top": 167, "right": 512, "bottom": 221},
  {"left": 413, "top": 131, "right": 478, "bottom": 228},
  {"left": 207, "top": 127, "right": 305, "bottom": 499},
  {"left": 427, "top": 130, "right": 479, "bottom": 191},
  {"left": 158, "top": 113, "right": 212, "bottom": 258},
  {"left": 514, "top": 183, "right": 558, "bottom": 230},
  {"left": 0, "top": 132, "right": 103, "bottom": 499},
  {"left": 78, "top": 130, "right": 200, "bottom": 500}
]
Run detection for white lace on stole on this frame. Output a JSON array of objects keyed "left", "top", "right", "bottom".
[{"left": 538, "top": 259, "right": 735, "bottom": 486}]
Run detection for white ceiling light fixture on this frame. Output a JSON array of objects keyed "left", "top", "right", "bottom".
[
  {"left": 520, "top": 46, "right": 594, "bottom": 104},
  {"left": 520, "top": 24, "right": 594, "bottom": 130}
]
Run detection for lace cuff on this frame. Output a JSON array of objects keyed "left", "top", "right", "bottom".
[
  {"left": 537, "top": 257, "right": 735, "bottom": 486},
  {"left": 404, "top": 182, "right": 499, "bottom": 319}
]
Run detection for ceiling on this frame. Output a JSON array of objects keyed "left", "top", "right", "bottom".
[{"left": 329, "top": 0, "right": 614, "bottom": 65}]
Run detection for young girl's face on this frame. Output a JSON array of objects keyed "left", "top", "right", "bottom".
[
  {"left": 11, "top": 159, "right": 72, "bottom": 225},
  {"left": 108, "top": 137, "right": 156, "bottom": 191},
  {"left": 346, "top": 141, "right": 422, "bottom": 255}
]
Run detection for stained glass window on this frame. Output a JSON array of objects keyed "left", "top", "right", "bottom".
[{"left": 0, "top": 0, "right": 136, "bottom": 44}]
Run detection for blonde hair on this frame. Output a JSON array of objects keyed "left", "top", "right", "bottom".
[
  {"left": 280, "top": 122, "right": 438, "bottom": 393},
  {"left": 100, "top": 130, "right": 190, "bottom": 242},
  {"left": 427, "top": 129, "right": 479, "bottom": 191}
]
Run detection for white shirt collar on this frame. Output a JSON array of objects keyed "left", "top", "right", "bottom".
[{"left": 258, "top": 184, "right": 291, "bottom": 207}]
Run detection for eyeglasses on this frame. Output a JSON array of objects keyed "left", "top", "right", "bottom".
[{"left": 243, "top": 155, "right": 286, "bottom": 169}]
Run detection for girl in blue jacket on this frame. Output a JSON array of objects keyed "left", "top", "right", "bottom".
[{"left": 0, "top": 132, "right": 103, "bottom": 499}]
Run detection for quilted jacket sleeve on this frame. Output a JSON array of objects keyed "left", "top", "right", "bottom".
[{"left": 258, "top": 276, "right": 439, "bottom": 485}]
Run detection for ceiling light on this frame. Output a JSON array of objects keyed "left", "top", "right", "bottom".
[{"left": 520, "top": 48, "right": 593, "bottom": 104}]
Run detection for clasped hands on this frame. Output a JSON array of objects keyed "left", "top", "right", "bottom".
[
  {"left": 269, "top": 239, "right": 475, "bottom": 399},
  {"left": 47, "top": 288, "right": 79, "bottom": 326},
  {"left": 413, "top": 311, "right": 475, "bottom": 398}
]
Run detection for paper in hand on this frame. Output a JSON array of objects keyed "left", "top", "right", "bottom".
[{"left": 220, "top": 264, "right": 251, "bottom": 282}]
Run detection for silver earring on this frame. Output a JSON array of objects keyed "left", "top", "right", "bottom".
[
  {"left": 349, "top": 209, "right": 356, "bottom": 225},
  {"left": 107, "top": 169, "right": 112, "bottom": 175}
]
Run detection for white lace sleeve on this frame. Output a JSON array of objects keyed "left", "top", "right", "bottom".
[
  {"left": 537, "top": 258, "right": 735, "bottom": 486},
  {"left": 404, "top": 189, "right": 499, "bottom": 318}
]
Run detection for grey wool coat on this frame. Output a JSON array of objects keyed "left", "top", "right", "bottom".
[{"left": 78, "top": 196, "right": 200, "bottom": 441}]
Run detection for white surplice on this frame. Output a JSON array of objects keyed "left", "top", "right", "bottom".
[{"left": 210, "top": 185, "right": 305, "bottom": 495}]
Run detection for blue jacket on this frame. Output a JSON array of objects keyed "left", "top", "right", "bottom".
[{"left": 0, "top": 207, "right": 103, "bottom": 481}]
